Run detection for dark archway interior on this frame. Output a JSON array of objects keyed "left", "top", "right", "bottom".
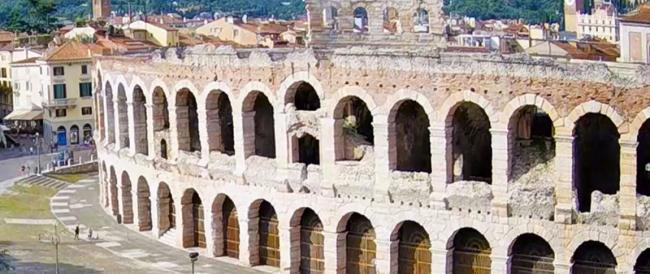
[
  {"left": 635, "top": 249, "right": 650, "bottom": 273},
  {"left": 299, "top": 208, "right": 324, "bottom": 274},
  {"left": 345, "top": 213, "right": 376, "bottom": 274},
  {"left": 574, "top": 113, "right": 620, "bottom": 212},
  {"left": 452, "top": 103, "right": 492, "bottom": 183},
  {"left": 298, "top": 134, "right": 320, "bottom": 165},
  {"left": 157, "top": 184, "right": 175, "bottom": 233},
  {"left": 340, "top": 97, "right": 374, "bottom": 144},
  {"left": 206, "top": 92, "right": 235, "bottom": 155},
  {"left": 258, "top": 201, "right": 280, "bottom": 267},
  {"left": 293, "top": 82, "right": 320, "bottom": 111},
  {"left": 637, "top": 121, "right": 650, "bottom": 196},
  {"left": 571, "top": 241, "right": 617, "bottom": 272},
  {"left": 160, "top": 139, "right": 168, "bottom": 159},
  {"left": 176, "top": 90, "right": 201, "bottom": 152},
  {"left": 510, "top": 106, "right": 555, "bottom": 182},
  {"left": 510, "top": 234, "right": 555, "bottom": 274},
  {"left": 153, "top": 88, "right": 170, "bottom": 131},
  {"left": 451, "top": 228, "right": 491, "bottom": 273},
  {"left": 254, "top": 94, "right": 276, "bottom": 158},
  {"left": 395, "top": 100, "right": 431, "bottom": 172},
  {"left": 182, "top": 190, "right": 205, "bottom": 248}
]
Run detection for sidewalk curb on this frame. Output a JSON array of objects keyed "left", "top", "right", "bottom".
[{"left": 0, "top": 175, "right": 30, "bottom": 194}]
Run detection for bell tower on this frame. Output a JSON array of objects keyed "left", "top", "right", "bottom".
[{"left": 92, "top": 0, "right": 111, "bottom": 20}]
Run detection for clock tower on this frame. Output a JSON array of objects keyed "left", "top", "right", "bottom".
[
  {"left": 92, "top": 0, "right": 111, "bottom": 20},
  {"left": 564, "top": 0, "right": 579, "bottom": 32}
]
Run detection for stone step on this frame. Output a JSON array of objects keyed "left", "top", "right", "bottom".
[{"left": 159, "top": 228, "right": 177, "bottom": 247}]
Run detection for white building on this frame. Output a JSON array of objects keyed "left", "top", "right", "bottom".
[
  {"left": 619, "top": 3, "right": 650, "bottom": 63},
  {"left": 577, "top": 3, "right": 618, "bottom": 42},
  {"left": 5, "top": 56, "right": 45, "bottom": 131}
]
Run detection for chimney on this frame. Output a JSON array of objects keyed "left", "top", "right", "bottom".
[{"left": 227, "top": 16, "right": 234, "bottom": 24}]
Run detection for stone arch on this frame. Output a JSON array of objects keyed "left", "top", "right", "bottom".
[
  {"left": 571, "top": 241, "right": 617, "bottom": 273},
  {"left": 212, "top": 194, "right": 239, "bottom": 258},
  {"left": 176, "top": 88, "right": 201, "bottom": 153},
  {"left": 285, "top": 81, "right": 321, "bottom": 111},
  {"left": 160, "top": 139, "right": 168, "bottom": 159},
  {"left": 336, "top": 212, "right": 376, "bottom": 273},
  {"left": 635, "top": 249, "right": 650, "bottom": 273},
  {"left": 447, "top": 227, "right": 492, "bottom": 273},
  {"left": 152, "top": 86, "right": 170, "bottom": 131},
  {"left": 248, "top": 199, "right": 280, "bottom": 267},
  {"left": 573, "top": 113, "right": 620, "bottom": 212},
  {"left": 109, "top": 166, "right": 118, "bottom": 216},
  {"left": 277, "top": 72, "right": 324, "bottom": 110},
  {"left": 97, "top": 87, "right": 105, "bottom": 141},
  {"left": 508, "top": 233, "right": 555, "bottom": 273},
  {"left": 412, "top": 8, "right": 430, "bottom": 33},
  {"left": 390, "top": 220, "right": 431, "bottom": 274},
  {"left": 105, "top": 82, "right": 115, "bottom": 144},
  {"left": 328, "top": 85, "right": 379, "bottom": 117},
  {"left": 242, "top": 90, "right": 276, "bottom": 158},
  {"left": 136, "top": 176, "right": 152, "bottom": 231},
  {"left": 132, "top": 85, "right": 148, "bottom": 155},
  {"left": 205, "top": 89, "right": 235, "bottom": 155},
  {"left": 353, "top": 6, "right": 369, "bottom": 33},
  {"left": 181, "top": 188, "right": 206, "bottom": 248},
  {"left": 389, "top": 99, "right": 431, "bottom": 173},
  {"left": 289, "top": 207, "right": 325, "bottom": 273},
  {"left": 70, "top": 125, "right": 79, "bottom": 145},
  {"left": 332, "top": 94, "right": 375, "bottom": 161},
  {"left": 120, "top": 171, "right": 133, "bottom": 224},
  {"left": 637, "top": 118, "right": 650, "bottom": 196},
  {"left": 446, "top": 100, "right": 493, "bottom": 184},
  {"left": 82, "top": 124, "right": 92, "bottom": 141},
  {"left": 157, "top": 182, "right": 175, "bottom": 235},
  {"left": 240, "top": 81, "right": 277, "bottom": 111},
  {"left": 101, "top": 162, "right": 108, "bottom": 207},
  {"left": 56, "top": 126, "right": 67, "bottom": 146},
  {"left": 291, "top": 133, "right": 320, "bottom": 165},
  {"left": 117, "top": 83, "right": 129, "bottom": 149},
  {"left": 565, "top": 100, "right": 624, "bottom": 130},
  {"left": 322, "top": 6, "right": 339, "bottom": 30},
  {"left": 383, "top": 7, "right": 400, "bottom": 34}
]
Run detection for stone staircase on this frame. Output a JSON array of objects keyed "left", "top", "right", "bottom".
[
  {"left": 16, "top": 175, "right": 68, "bottom": 190},
  {"left": 159, "top": 228, "right": 177, "bottom": 247}
]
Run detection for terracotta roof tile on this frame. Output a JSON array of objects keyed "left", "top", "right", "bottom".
[
  {"left": 621, "top": 3, "right": 650, "bottom": 24},
  {"left": 44, "top": 41, "right": 104, "bottom": 62}
]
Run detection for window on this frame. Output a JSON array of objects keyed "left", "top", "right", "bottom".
[
  {"left": 81, "top": 65, "right": 88, "bottom": 75},
  {"left": 1, "top": 68, "right": 6, "bottom": 78},
  {"left": 79, "top": 82, "right": 92, "bottom": 97},
  {"left": 233, "top": 29, "right": 239, "bottom": 39},
  {"left": 55, "top": 109, "right": 67, "bottom": 117},
  {"left": 82, "top": 107, "right": 92, "bottom": 115},
  {"left": 53, "top": 66, "right": 64, "bottom": 76},
  {"left": 53, "top": 84, "right": 66, "bottom": 99}
]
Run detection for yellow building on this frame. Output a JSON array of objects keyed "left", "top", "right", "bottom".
[
  {"left": 39, "top": 41, "right": 99, "bottom": 148},
  {"left": 196, "top": 18, "right": 287, "bottom": 48},
  {"left": 126, "top": 20, "right": 179, "bottom": 47}
]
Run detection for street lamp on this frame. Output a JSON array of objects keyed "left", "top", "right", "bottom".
[
  {"left": 35, "top": 132, "right": 41, "bottom": 174},
  {"left": 189, "top": 252, "right": 199, "bottom": 274}
]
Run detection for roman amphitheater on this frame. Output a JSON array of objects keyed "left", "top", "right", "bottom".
[{"left": 94, "top": 2, "right": 650, "bottom": 273}]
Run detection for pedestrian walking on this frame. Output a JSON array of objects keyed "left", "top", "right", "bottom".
[
  {"left": 74, "top": 224, "right": 80, "bottom": 240},
  {"left": 87, "top": 227, "right": 93, "bottom": 240},
  {"left": 20, "top": 165, "right": 25, "bottom": 176}
]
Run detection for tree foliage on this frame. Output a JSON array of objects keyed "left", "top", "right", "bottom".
[{"left": 443, "top": 0, "right": 563, "bottom": 24}]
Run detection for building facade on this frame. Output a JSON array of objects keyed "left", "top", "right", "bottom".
[
  {"left": 92, "top": 0, "right": 111, "bottom": 20},
  {"left": 576, "top": 4, "right": 618, "bottom": 42},
  {"left": 619, "top": 3, "right": 650, "bottom": 63}
]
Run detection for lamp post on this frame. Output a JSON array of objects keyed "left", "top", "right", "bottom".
[
  {"left": 189, "top": 252, "right": 198, "bottom": 274},
  {"left": 35, "top": 132, "right": 41, "bottom": 174}
]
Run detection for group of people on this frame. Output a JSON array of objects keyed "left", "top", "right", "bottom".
[{"left": 74, "top": 224, "right": 98, "bottom": 241}]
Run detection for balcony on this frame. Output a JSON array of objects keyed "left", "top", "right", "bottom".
[{"left": 43, "top": 98, "right": 77, "bottom": 109}]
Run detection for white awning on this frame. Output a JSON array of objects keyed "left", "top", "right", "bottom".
[{"left": 4, "top": 110, "right": 43, "bottom": 121}]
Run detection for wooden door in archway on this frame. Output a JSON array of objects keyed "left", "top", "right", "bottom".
[
  {"left": 452, "top": 229, "right": 491, "bottom": 274},
  {"left": 223, "top": 199, "right": 239, "bottom": 258},
  {"left": 397, "top": 223, "right": 431, "bottom": 274},
  {"left": 193, "top": 201, "right": 206, "bottom": 248},
  {"left": 259, "top": 203, "right": 280, "bottom": 267},
  {"left": 299, "top": 210, "right": 324, "bottom": 274},
  {"left": 346, "top": 215, "right": 376, "bottom": 274}
]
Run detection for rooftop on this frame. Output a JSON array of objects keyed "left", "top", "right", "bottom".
[{"left": 620, "top": 3, "right": 650, "bottom": 24}]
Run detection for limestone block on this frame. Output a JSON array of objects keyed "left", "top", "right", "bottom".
[
  {"left": 576, "top": 191, "right": 620, "bottom": 226},
  {"left": 243, "top": 156, "right": 279, "bottom": 187},
  {"left": 445, "top": 181, "right": 494, "bottom": 212},
  {"left": 637, "top": 195, "right": 650, "bottom": 230},
  {"left": 387, "top": 171, "right": 431, "bottom": 204},
  {"left": 508, "top": 184, "right": 555, "bottom": 220}
]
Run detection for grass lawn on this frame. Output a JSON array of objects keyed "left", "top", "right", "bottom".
[
  {"left": 45, "top": 172, "right": 93, "bottom": 183},
  {"left": 0, "top": 185, "right": 56, "bottom": 219}
]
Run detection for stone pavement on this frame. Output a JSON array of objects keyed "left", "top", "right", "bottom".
[{"left": 49, "top": 176, "right": 264, "bottom": 274}]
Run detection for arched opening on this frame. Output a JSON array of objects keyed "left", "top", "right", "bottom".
[
  {"left": 449, "top": 102, "right": 492, "bottom": 183},
  {"left": 287, "top": 82, "right": 320, "bottom": 111},
  {"left": 181, "top": 189, "right": 205, "bottom": 248},
  {"left": 392, "top": 221, "right": 431, "bottom": 274},
  {"left": 70, "top": 125, "right": 79, "bottom": 145},
  {"left": 133, "top": 85, "right": 148, "bottom": 155},
  {"left": 101, "top": 162, "right": 108, "bottom": 207},
  {"left": 338, "top": 212, "right": 376, "bottom": 273},
  {"left": 83, "top": 124, "right": 92, "bottom": 143},
  {"left": 637, "top": 120, "right": 650, "bottom": 196},
  {"left": 109, "top": 167, "right": 118, "bottom": 216},
  {"left": 121, "top": 172, "right": 134, "bottom": 224},
  {"left": 573, "top": 113, "right": 620, "bottom": 212},
  {"left": 322, "top": 6, "right": 339, "bottom": 31},
  {"left": 571, "top": 241, "right": 616, "bottom": 273},
  {"left": 392, "top": 100, "right": 431, "bottom": 172},
  {"left": 212, "top": 194, "right": 239, "bottom": 258},
  {"left": 157, "top": 182, "right": 175, "bottom": 235},
  {"left": 153, "top": 87, "right": 169, "bottom": 131},
  {"left": 205, "top": 90, "right": 234, "bottom": 155},
  {"left": 176, "top": 89, "right": 201, "bottom": 153},
  {"left": 413, "top": 8, "right": 429, "bottom": 33},
  {"left": 635, "top": 249, "right": 650, "bottom": 273},
  {"left": 508, "top": 105, "right": 555, "bottom": 182},
  {"left": 334, "top": 96, "right": 374, "bottom": 161},
  {"left": 249, "top": 200, "right": 280, "bottom": 267},
  {"left": 509, "top": 233, "right": 555, "bottom": 274},
  {"left": 353, "top": 7, "right": 369, "bottom": 33},
  {"left": 383, "top": 7, "right": 400, "bottom": 34},
  {"left": 117, "top": 84, "right": 129, "bottom": 148},
  {"left": 450, "top": 228, "right": 491, "bottom": 273},
  {"left": 57, "top": 126, "right": 67, "bottom": 146},
  {"left": 137, "top": 177, "right": 152, "bottom": 231},
  {"left": 295, "top": 134, "right": 320, "bottom": 165},
  {"left": 97, "top": 93, "right": 105, "bottom": 141},
  {"left": 290, "top": 208, "right": 324, "bottom": 274},
  {"left": 160, "top": 139, "right": 168, "bottom": 159},
  {"left": 242, "top": 91, "right": 275, "bottom": 158},
  {"left": 105, "top": 83, "right": 115, "bottom": 143}
]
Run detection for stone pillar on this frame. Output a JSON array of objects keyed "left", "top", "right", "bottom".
[
  {"left": 238, "top": 215, "right": 252, "bottom": 266},
  {"left": 373, "top": 116, "right": 391, "bottom": 202},
  {"left": 233, "top": 111, "right": 248, "bottom": 175},
  {"left": 127, "top": 101, "right": 136, "bottom": 156},
  {"left": 366, "top": 3, "right": 383, "bottom": 35},
  {"left": 102, "top": 95, "right": 111, "bottom": 146},
  {"left": 203, "top": 203, "right": 215, "bottom": 257},
  {"left": 554, "top": 131, "right": 574, "bottom": 224},
  {"left": 374, "top": 238, "right": 391, "bottom": 274},
  {"left": 274, "top": 112, "right": 290, "bottom": 179},
  {"left": 198, "top": 109, "right": 210, "bottom": 166},
  {"left": 320, "top": 118, "right": 336, "bottom": 196},
  {"left": 490, "top": 128, "right": 509, "bottom": 217},
  {"left": 279, "top": 224, "right": 293, "bottom": 272},
  {"left": 491, "top": 253, "right": 508, "bottom": 274},
  {"left": 174, "top": 196, "right": 184, "bottom": 247},
  {"left": 430, "top": 122, "right": 447, "bottom": 208},
  {"left": 113, "top": 98, "right": 121, "bottom": 152},
  {"left": 322, "top": 230, "right": 339, "bottom": 274},
  {"left": 619, "top": 140, "right": 637, "bottom": 230},
  {"left": 430, "top": 248, "right": 449, "bottom": 274},
  {"left": 146, "top": 104, "right": 156, "bottom": 160},
  {"left": 168, "top": 106, "right": 179, "bottom": 162},
  {"left": 151, "top": 194, "right": 160, "bottom": 238},
  {"left": 116, "top": 184, "right": 124, "bottom": 223},
  {"left": 131, "top": 185, "right": 140, "bottom": 229}
]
